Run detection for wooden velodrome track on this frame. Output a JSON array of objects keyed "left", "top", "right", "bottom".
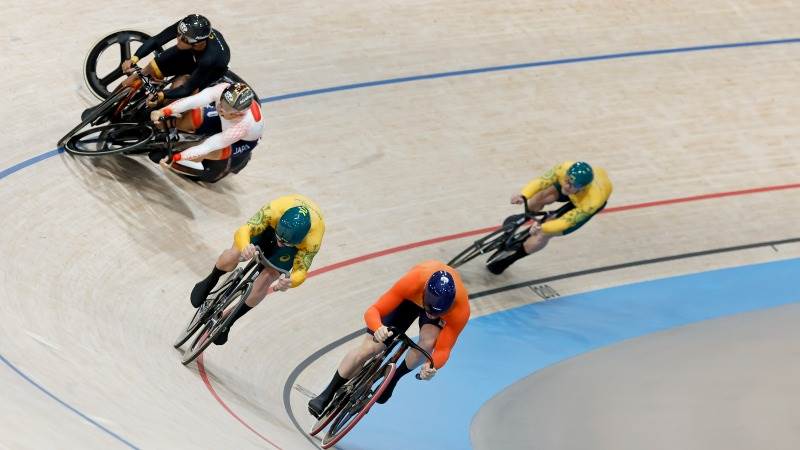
[{"left": 1, "top": 1, "right": 798, "bottom": 448}]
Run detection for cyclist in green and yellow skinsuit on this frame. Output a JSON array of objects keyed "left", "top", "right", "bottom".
[
  {"left": 190, "top": 194, "right": 325, "bottom": 344},
  {"left": 487, "top": 161, "right": 612, "bottom": 274}
]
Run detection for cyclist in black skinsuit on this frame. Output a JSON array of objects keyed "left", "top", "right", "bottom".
[{"left": 120, "top": 14, "right": 231, "bottom": 105}]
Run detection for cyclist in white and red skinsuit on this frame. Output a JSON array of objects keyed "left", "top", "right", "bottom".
[{"left": 149, "top": 82, "right": 263, "bottom": 182}]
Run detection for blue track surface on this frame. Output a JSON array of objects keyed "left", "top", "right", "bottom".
[{"left": 343, "top": 257, "right": 800, "bottom": 450}]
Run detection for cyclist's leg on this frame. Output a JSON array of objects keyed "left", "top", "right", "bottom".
[
  {"left": 522, "top": 202, "right": 575, "bottom": 254},
  {"left": 213, "top": 230, "right": 293, "bottom": 345},
  {"left": 525, "top": 185, "right": 561, "bottom": 211},
  {"left": 309, "top": 300, "right": 419, "bottom": 416},
  {"left": 487, "top": 201, "right": 572, "bottom": 274},
  {"left": 376, "top": 313, "right": 442, "bottom": 404},
  {"left": 212, "top": 265, "right": 280, "bottom": 345},
  {"left": 150, "top": 46, "right": 195, "bottom": 81},
  {"left": 190, "top": 244, "right": 242, "bottom": 308}
]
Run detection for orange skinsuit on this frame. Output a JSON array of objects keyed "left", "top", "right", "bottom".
[{"left": 364, "top": 260, "right": 471, "bottom": 369}]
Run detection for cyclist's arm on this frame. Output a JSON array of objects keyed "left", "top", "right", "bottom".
[
  {"left": 163, "top": 84, "right": 226, "bottom": 115},
  {"left": 540, "top": 182, "right": 609, "bottom": 235},
  {"left": 163, "top": 61, "right": 223, "bottom": 99},
  {"left": 541, "top": 206, "right": 594, "bottom": 235},
  {"left": 233, "top": 225, "right": 252, "bottom": 251},
  {"left": 288, "top": 248, "right": 316, "bottom": 287},
  {"left": 172, "top": 122, "right": 247, "bottom": 161},
  {"left": 520, "top": 164, "right": 560, "bottom": 199},
  {"left": 431, "top": 306, "right": 469, "bottom": 369},
  {"left": 364, "top": 269, "right": 419, "bottom": 331},
  {"left": 288, "top": 222, "right": 325, "bottom": 287},
  {"left": 133, "top": 21, "right": 179, "bottom": 60},
  {"left": 233, "top": 203, "right": 275, "bottom": 250}
]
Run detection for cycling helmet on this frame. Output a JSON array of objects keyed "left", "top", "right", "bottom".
[
  {"left": 423, "top": 271, "right": 456, "bottom": 316},
  {"left": 566, "top": 161, "right": 594, "bottom": 189},
  {"left": 177, "top": 14, "right": 211, "bottom": 43},
  {"left": 220, "top": 82, "right": 256, "bottom": 112},
  {"left": 276, "top": 206, "right": 311, "bottom": 246}
]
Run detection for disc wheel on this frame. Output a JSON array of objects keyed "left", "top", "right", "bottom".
[
  {"left": 84, "top": 30, "right": 161, "bottom": 100},
  {"left": 64, "top": 123, "right": 154, "bottom": 156}
]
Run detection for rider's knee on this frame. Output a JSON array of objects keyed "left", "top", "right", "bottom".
[
  {"left": 218, "top": 247, "right": 241, "bottom": 267},
  {"left": 417, "top": 336, "right": 436, "bottom": 353}
]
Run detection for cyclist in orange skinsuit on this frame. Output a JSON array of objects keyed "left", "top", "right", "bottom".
[{"left": 308, "top": 260, "right": 470, "bottom": 417}]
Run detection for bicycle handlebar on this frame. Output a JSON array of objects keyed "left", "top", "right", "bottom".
[
  {"left": 384, "top": 327, "right": 436, "bottom": 380},
  {"left": 520, "top": 195, "right": 556, "bottom": 223},
  {"left": 129, "top": 64, "right": 163, "bottom": 98}
]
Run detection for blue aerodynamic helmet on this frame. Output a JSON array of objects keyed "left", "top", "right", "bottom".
[{"left": 423, "top": 271, "right": 456, "bottom": 316}]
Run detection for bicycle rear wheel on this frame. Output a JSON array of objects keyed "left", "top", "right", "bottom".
[
  {"left": 65, "top": 123, "right": 154, "bottom": 156},
  {"left": 173, "top": 268, "right": 243, "bottom": 349},
  {"left": 486, "top": 221, "right": 535, "bottom": 262},
  {"left": 447, "top": 228, "right": 506, "bottom": 268},
  {"left": 181, "top": 281, "right": 252, "bottom": 365},
  {"left": 321, "top": 363, "right": 397, "bottom": 449}
]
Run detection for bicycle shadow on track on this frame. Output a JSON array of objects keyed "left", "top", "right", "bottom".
[{"left": 60, "top": 152, "right": 223, "bottom": 274}]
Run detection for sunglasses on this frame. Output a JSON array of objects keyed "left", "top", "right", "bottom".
[{"left": 178, "top": 34, "right": 204, "bottom": 45}]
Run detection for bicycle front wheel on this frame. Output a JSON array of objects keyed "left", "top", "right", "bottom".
[
  {"left": 321, "top": 363, "right": 397, "bottom": 449},
  {"left": 58, "top": 87, "right": 131, "bottom": 147},
  {"left": 64, "top": 123, "right": 154, "bottom": 156},
  {"left": 181, "top": 281, "right": 252, "bottom": 365},
  {"left": 447, "top": 228, "right": 506, "bottom": 268},
  {"left": 173, "top": 269, "right": 244, "bottom": 349}
]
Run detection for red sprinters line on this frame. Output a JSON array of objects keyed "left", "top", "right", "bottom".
[
  {"left": 197, "top": 354, "right": 283, "bottom": 450},
  {"left": 197, "top": 181, "right": 800, "bottom": 446},
  {"left": 304, "top": 182, "right": 800, "bottom": 276},
  {"left": 602, "top": 183, "right": 800, "bottom": 212}
]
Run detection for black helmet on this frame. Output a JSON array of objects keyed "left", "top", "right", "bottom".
[{"left": 177, "top": 14, "right": 211, "bottom": 43}]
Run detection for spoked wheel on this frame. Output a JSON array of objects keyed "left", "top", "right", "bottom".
[
  {"left": 64, "top": 123, "right": 154, "bottom": 156},
  {"left": 84, "top": 30, "right": 161, "bottom": 100},
  {"left": 58, "top": 88, "right": 132, "bottom": 148},
  {"left": 173, "top": 269, "right": 244, "bottom": 349},
  {"left": 447, "top": 228, "right": 507, "bottom": 268},
  {"left": 181, "top": 282, "right": 253, "bottom": 366},
  {"left": 321, "top": 363, "right": 397, "bottom": 449}
]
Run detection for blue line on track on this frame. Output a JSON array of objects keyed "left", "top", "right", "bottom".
[
  {"left": 262, "top": 38, "right": 800, "bottom": 102},
  {"left": 2, "top": 37, "right": 798, "bottom": 182},
  {"left": 2, "top": 36, "right": 799, "bottom": 446},
  {"left": 0, "top": 352, "right": 140, "bottom": 449}
]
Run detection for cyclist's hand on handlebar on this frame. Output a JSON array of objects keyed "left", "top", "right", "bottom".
[
  {"left": 146, "top": 92, "right": 165, "bottom": 109},
  {"left": 510, "top": 194, "right": 525, "bottom": 205},
  {"left": 373, "top": 325, "right": 393, "bottom": 343},
  {"left": 150, "top": 109, "right": 165, "bottom": 124},
  {"left": 239, "top": 244, "right": 258, "bottom": 262},
  {"left": 529, "top": 221, "right": 542, "bottom": 236},
  {"left": 418, "top": 363, "right": 437, "bottom": 380},
  {"left": 121, "top": 59, "right": 135, "bottom": 74},
  {"left": 274, "top": 275, "right": 291, "bottom": 292}
]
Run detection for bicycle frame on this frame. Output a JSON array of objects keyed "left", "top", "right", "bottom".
[{"left": 314, "top": 328, "right": 435, "bottom": 447}]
